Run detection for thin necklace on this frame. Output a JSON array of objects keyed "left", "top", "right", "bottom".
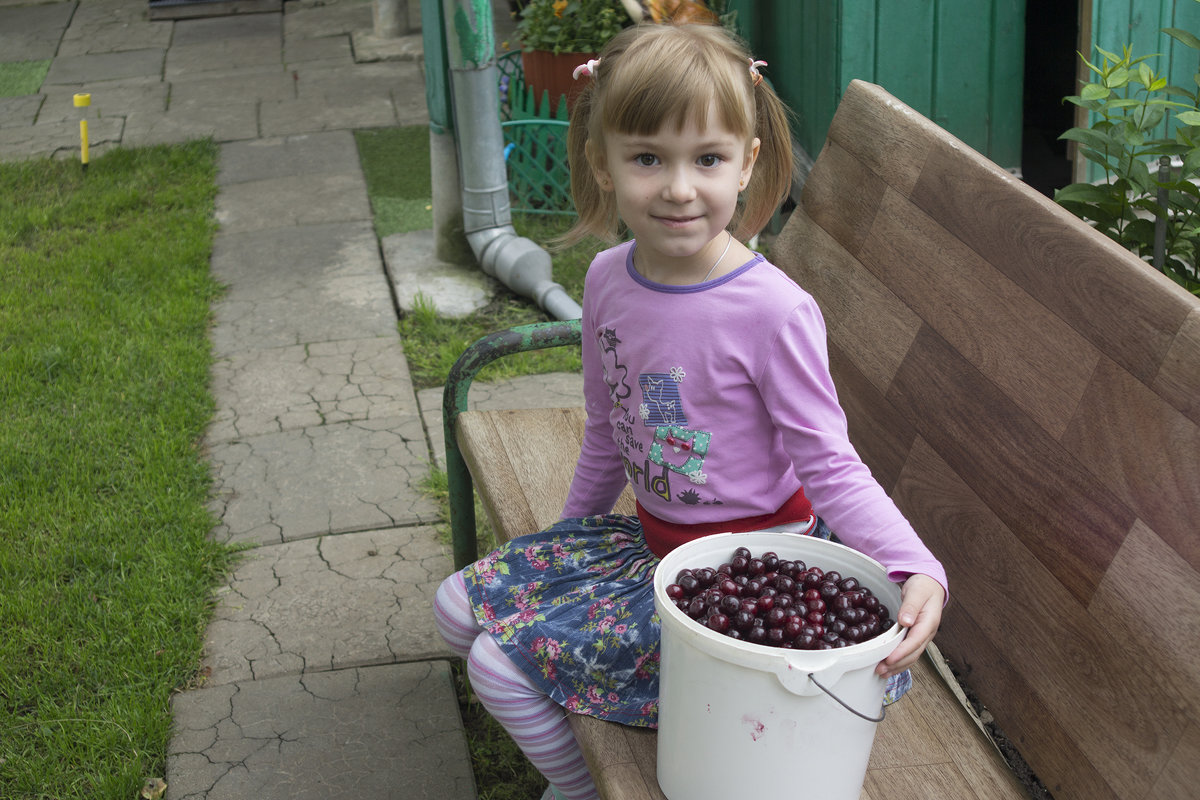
[{"left": 699, "top": 232, "right": 733, "bottom": 283}]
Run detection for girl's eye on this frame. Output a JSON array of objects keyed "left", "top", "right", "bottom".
[
  {"left": 699, "top": 154, "right": 723, "bottom": 167},
  {"left": 634, "top": 153, "right": 659, "bottom": 167}
]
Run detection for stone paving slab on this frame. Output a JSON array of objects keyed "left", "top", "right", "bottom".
[
  {"left": 284, "top": 0, "right": 374, "bottom": 40},
  {"left": 0, "top": 116, "right": 124, "bottom": 162},
  {"left": 171, "top": 11, "right": 282, "bottom": 47},
  {"left": 122, "top": 103, "right": 261, "bottom": 148},
  {"left": 59, "top": 10, "right": 172, "bottom": 57},
  {"left": 0, "top": 1, "right": 75, "bottom": 61},
  {"left": 216, "top": 172, "right": 373, "bottom": 232},
  {"left": 383, "top": 229, "right": 495, "bottom": 318},
  {"left": 208, "top": 336, "right": 419, "bottom": 442},
  {"left": 284, "top": 32, "right": 357, "bottom": 67},
  {"left": 419, "top": 373, "right": 584, "bottom": 470},
  {"left": 40, "top": 83, "right": 169, "bottom": 123},
  {"left": 206, "top": 415, "right": 439, "bottom": 546},
  {"left": 217, "top": 130, "right": 364, "bottom": 185},
  {"left": 166, "top": 39, "right": 286, "bottom": 77},
  {"left": 167, "top": 661, "right": 475, "bottom": 800},
  {"left": 167, "top": 69, "right": 297, "bottom": 109},
  {"left": 201, "top": 526, "right": 454, "bottom": 685},
  {"left": 43, "top": 48, "right": 166, "bottom": 85},
  {"left": 260, "top": 91, "right": 407, "bottom": 137},
  {"left": 207, "top": 222, "right": 396, "bottom": 355},
  {"left": 0, "top": 96, "right": 45, "bottom": 129},
  {"left": 210, "top": 270, "right": 399, "bottom": 355}
]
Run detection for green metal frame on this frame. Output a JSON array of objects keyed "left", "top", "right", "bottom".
[{"left": 442, "top": 319, "right": 583, "bottom": 570}]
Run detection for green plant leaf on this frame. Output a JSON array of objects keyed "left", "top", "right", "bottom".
[
  {"left": 1059, "top": 127, "right": 1119, "bottom": 151},
  {"left": 1164, "top": 27, "right": 1200, "bottom": 51},
  {"left": 1177, "top": 110, "right": 1200, "bottom": 126},
  {"left": 1104, "top": 66, "right": 1131, "bottom": 88},
  {"left": 1138, "top": 62, "right": 1154, "bottom": 88},
  {"left": 1081, "top": 82, "right": 1111, "bottom": 101},
  {"left": 1054, "top": 183, "right": 1114, "bottom": 204},
  {"left": 1123, "top": 217, "right": 1157, "bottom": 248}
]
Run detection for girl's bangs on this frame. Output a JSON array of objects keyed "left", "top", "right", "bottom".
[{"left": 598, "top": 34, "right": 753, "bottom": 139}]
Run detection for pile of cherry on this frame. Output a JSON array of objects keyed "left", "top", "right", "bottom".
[{"left": 664, "top": 546, "right": 895, "bottom": 650}]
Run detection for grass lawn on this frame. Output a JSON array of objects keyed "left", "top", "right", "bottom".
[{"left": 0, "top": 142, "right": 235, "bottom": 798}]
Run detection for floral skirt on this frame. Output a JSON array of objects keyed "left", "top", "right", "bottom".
[{"left": 463, "top": 514, "right": 910, "bottom": 728}]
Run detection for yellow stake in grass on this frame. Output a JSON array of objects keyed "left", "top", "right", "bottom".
[{"left": 74, "top": 93, "right": 91, "bottom": 172}]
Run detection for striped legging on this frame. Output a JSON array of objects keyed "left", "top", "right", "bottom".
[{"left": 433, "top": 571, "right": 599, "bottom": 800}]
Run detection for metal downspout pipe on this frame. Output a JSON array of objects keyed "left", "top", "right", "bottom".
[{"left": 440, "top": 0, "right": 582, "bottom": 321}]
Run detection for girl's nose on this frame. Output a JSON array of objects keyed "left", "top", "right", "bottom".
[{"left": 662, "top": 167, "right": 697, "bottom": 203}]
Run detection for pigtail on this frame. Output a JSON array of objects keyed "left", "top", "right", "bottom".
[
  {"left": 732, "top": 76, "right": 795, "bottom": 241},
  {"left": 557, "top": 82, "right": 621, "bottom": 249}
]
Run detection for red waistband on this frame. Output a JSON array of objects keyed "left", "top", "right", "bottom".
[{"left": 637, "top": 486, "right": 813, "bottom": 559}]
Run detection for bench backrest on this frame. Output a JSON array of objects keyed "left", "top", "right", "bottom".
[{"left": 773, "top": 80, "right": 1200, "bottom": 800}]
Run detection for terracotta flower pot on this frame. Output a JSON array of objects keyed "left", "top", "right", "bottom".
[{"left": 521, "top": 49, "right": 597, "bottom": 117}]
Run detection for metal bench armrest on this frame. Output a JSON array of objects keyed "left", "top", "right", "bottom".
[{"left": 441, "top": 319, "right": 582, "bottom": 569}]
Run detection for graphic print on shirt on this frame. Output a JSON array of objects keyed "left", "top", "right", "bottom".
[
  {"left": 597, "top": 328, "right": 632, "bottom": 409},
  {"left": 598, "top": 328, "right": 720, "bottom": 506}
]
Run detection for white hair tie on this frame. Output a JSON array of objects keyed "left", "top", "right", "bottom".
[
  {"left": 749, "top": 59, "right": 767, "bottom": 87},
  {"left": 573, "top": 59, "right": 601, "bottom": 80}
]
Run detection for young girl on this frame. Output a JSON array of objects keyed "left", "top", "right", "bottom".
[{"left": 434, "top": 22, "right": 947, "bottom": 800}]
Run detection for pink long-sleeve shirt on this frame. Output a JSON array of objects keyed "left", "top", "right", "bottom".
[{"left": 563, "top": 242, "right": 947, "bottom": 591}]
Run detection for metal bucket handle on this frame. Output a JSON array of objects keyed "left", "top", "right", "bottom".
[{"left": 808, "top": 672, "right": 885, "bottom": 723}]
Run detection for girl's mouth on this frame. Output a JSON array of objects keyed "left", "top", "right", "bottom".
[{"left": 654, "top": 215, "right": 701, "bottom": 228}]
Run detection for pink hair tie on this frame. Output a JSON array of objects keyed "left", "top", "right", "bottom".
[
  {"left": 749, "top": 59, "right": 767, "bottom": 87},
  {"left": 573, "top": 59, "right": 601, "bottom": 80}
]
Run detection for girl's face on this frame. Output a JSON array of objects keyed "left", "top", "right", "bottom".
[{"left": 590, "top": 102, "right": 760, "bottom": 280}]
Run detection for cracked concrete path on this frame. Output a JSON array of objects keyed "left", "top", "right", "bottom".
[
  {"left": 168, "top": 662, "right": 473, "bottom": 800},
  {"left": 201, "top": 527, "right": 453, "bottom": 685}
]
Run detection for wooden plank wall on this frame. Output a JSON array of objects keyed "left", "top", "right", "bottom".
[{"left": 773, "top": 79, "right": 1200, "bottom": 800}]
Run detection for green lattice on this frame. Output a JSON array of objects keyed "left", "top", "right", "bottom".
[{"left": 502, "top": 119, "right": 574, "bottom": 216}]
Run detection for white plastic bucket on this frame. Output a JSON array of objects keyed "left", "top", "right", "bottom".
[{"left": 653, "top": 531, "right": 904, "bottom": 800}]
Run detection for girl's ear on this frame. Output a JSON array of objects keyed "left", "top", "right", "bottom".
[
  {"left": 739, "top": 136, "right": 761, "bottom": 191},
  {"left": 586, "top": 140, "right": 614, "bottom": 192}
]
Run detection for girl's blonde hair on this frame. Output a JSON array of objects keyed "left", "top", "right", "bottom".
[{"left": 562, "top": 23, "right": 794, "bottom": 246}]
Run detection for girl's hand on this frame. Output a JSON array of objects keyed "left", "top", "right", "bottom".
[{"left": 876, "top": 573, "right": 945, "bottom": 678}]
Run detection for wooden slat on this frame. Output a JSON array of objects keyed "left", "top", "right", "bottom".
[
  {"left": 829, "top": 341, "right": 916, "bottom": 495},
  {"left": 1148, "top": 721, "right": 1200, "bottom": 798},
  {"left": 827, "top": 81, "right": 936, "bottom": 198},
  {"left": 909, "top": 133, "right": 1195, "bottom": 389},
  {"left": 1088, "top": 521, "right": 1200, "bottom": 719},
  {"left": 1152, "top": 306, "right": 1200, "bottom": 425},
  {"left": 857, "top": 187, "right": 1099, "bottom": 440},
  {"left": 773, "top": 205, "right": 922, "bottom": 395},
  {"left": 457, "top": 407, "right": 635, "bottom": 545},
  {"left": 885, "top": 325, "right": 1133, "bottom": 604},
  {"left": 796, "top": 137, "right": 886, "bottom": 256},
  {"left": 1061, "top": 358, "right": 1200, "bottom": 571},
  {"left": 892, "top": 438, "right": 1184, "bottom": 799}
]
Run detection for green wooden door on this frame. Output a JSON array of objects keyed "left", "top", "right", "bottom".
[{"left": 728, "top": 0, "right": 1027, "bottom": 171}]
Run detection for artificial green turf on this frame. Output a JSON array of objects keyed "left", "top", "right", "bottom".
[
  {"left": 355, "top": 126, "right": 434, "bottom": 236},
  {"left": 0, "top": 59, "right": 51, "bottom": 97},
  {"left": 0, "top": 141, "right": 234, "bottom": 799}
]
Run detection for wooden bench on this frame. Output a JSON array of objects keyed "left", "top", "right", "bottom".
[{"left": 442, "top": 79, "right": 1200, "bottom": 800}]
